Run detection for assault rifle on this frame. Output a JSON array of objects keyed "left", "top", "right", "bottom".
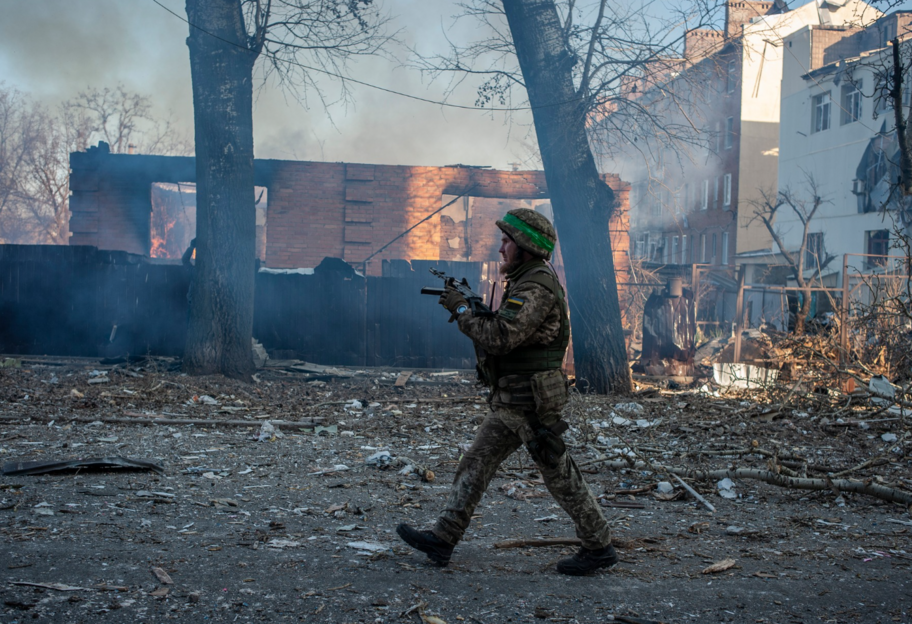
[{"left": 420, "top": 268, "right": 494, "bottom": 318}]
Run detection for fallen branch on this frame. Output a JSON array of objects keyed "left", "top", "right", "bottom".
[
  {"left": 579, "top": 458, "right": 912, "bottom": 506},
  {"left": 311, "top": 396, "right": 483, "bottom": 409},
  {"left": 0, "top": 414, "right": 326, "bottom": 429},
  {"left": 492, "top": 536, "right": 637, "bottom": 550},
  {"left": 494, "top": 538, "right": 582, "bottom": 549},
  {"left": 672, "top": 474, "right": 716, "bottom": 512}
]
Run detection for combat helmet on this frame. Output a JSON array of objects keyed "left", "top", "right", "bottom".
[{"left": 496, "top": 208, "right": 557, "bottom": 260}]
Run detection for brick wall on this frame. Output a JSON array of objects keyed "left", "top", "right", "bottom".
[
  {"left": 725, "top": 1, "right": 776, "bottom": 39},
  {"left": 68, "top": 149, "right": 629, "bottom": 286}
]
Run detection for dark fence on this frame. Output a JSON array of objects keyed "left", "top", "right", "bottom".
[{"left": 0, "top": 245, "right": 479, "bottom": 369}]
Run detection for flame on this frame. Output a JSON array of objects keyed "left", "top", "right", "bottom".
[{"left": 150, "top": 215, "right": 177, "bottom": 258}]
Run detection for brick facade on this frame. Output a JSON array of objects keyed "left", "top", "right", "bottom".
[{"left": 68, "top": 147, "right": 629, "bottom": 282}]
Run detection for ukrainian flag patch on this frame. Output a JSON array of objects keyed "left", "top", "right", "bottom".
[{"left": 498, "top": 296, "right": 525, "bottom": 320}]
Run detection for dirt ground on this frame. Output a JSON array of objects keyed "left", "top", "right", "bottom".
[{"left": 0, "top": 356, "right": 910, "bottom": 624}]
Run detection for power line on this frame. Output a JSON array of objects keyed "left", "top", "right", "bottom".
[{"left": 150, "top": 0, "right": 571, "bottom": 113}]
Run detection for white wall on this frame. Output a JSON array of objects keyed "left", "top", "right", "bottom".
[{"left": 777, "top": 39, "right": 897, "bottom": 279}]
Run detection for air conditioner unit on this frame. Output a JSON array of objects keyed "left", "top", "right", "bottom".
[{"left": 852, "top": 179, "right": 866, "bottom": 195}]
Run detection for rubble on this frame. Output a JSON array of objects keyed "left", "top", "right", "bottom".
[{"left": 0, "top": 355, "right": 909, "bottom": 622}]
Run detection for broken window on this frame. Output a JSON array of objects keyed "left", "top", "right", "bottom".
[
  {"left": 841, "top": 81, "right": 862, "bottom": 125},
  {"left": 805, "top": 232, "right": 824, "bottom": 270},
  {"left": 866, "top": 229, "right": 890, "bottom": 268}
]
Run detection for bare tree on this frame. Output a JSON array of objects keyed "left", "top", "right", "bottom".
[
  {"left": 410, "top": 0, "right": 721, "bottom": 394},
  {"left": 0, "top": 84, "right": 188, "bottom": 245},
  {"left": 751, "top": 179, "right": 835, "bottom": 335},
  {"left": 182, "top": 0, "right": 393, "bottom": 379}
]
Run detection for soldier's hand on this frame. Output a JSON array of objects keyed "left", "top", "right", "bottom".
[{"left": 439, "top": 287, "right": 468, "bottom": 322}]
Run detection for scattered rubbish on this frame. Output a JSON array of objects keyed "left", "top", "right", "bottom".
[
  {"left": 309, "top": 464, "right": 350, "bottom": 476},
  {"left": 882, "top": 433, "right": 898, "bottom": 443},
  {"left": 701, "top": 558, "right": 737, "bottom": 574},
  {"left": 366, "top": 451, "right": 393, "bottom": 467},
  {"left": 345, "top": 399, "right": 363, "bottom": 411},
  {"left": 87, "top": 376, "right": 110, "bottom": 385},
  {"left": 267, "top": 539, "right": 302, "bottom": 549},
  {"left": 197, "top": 395, "right": 219, "bottom": 406},
  {"left": 70, "top": 389, "right": 84, "bottom": 399},
  {"left": 656, "top": 481, "right": 674, "bottom": 494},
  {"left": 869, "top": 375, "right": 898, "bottom": 400},
  {"left": 151, "top": 567, "right": 174, "bottom": 585},
  {"left": 713, "top": 363, "right": 779, "bottom": 389},
  {"left": 394, "top": 371, "right": 413, "bottom": 387},
  {"left": 534, "top": 515, "right": 559, "bottom": 522},
  {"left": 346, "top": 541, "right": 390, "bottom": 553},
  {"left": 10, "top": 582, "right": 87, "bottom": 592},
  {"left": 257, "top": 421, "right": 283, "bottom": 442},
  {"left": 252, "top": 339, "right": 268, "bottom": 368},
  {"left": 336, "top": 524, "right": 361, "bottom": 532},
  {"left": 614, "top": 402, "right": 645, "bottom": 415},
  {"left": 420, "top": 612, "right": 448, "bottom": 624},
  {"left": 717, "top": 478, "right": 737, "bottom": 499},
  {"left": 314, "top": 425, "right": 338, "bottom": 436},
  {"left": 672, "top": 474, "right": 716, "bottom": 512},
  {"left": 0, "top": 358, "right": 22, "bottom": 369},
  {"left": 613, "top": 416, "right": 632, "bottom": 426},
  {"left": 2, "top": 457, "right": 165, "bottom": 476},
  {"left": 725, "top": 526, "right": 759, "bottom": 536}
]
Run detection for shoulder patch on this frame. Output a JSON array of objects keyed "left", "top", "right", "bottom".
[{"left": 498, "top": 296, "right": 525, "bottom": 320}]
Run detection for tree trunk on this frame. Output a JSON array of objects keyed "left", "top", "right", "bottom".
[
  {"left": 184, "top": 0, "right": 257, "bottom": 380},
  {"left": 795, "top": 285, "right": 811, "bottom": 336},
  {"left": 501, "top": 0, "right": 631, "bottom": 394}
]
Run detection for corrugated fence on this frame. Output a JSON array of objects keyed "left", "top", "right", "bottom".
[{"left": 0, "top": 245, "right": 481, "bottom": 369}]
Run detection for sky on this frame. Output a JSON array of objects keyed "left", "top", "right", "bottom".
[
  {"left": 0, "top": 0, "right": 908, "bottom": 171},
  {"left": 0, "top": 0, "right": 538, "bottom": 169}
]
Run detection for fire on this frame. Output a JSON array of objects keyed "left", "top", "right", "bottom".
[
  {"left": 150, "top": 182, "right": 196, "bottom": 259},
  {"left": 150, "top": 216, "right": 176, "bottom": 258}
]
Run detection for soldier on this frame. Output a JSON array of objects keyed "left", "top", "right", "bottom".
[{"left": 397, "top": 208, "right": 617, "bottom": 575}]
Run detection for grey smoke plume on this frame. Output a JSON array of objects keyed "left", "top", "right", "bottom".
[{"left": 0, "top": 0, "right": 535, "bottom": 168}]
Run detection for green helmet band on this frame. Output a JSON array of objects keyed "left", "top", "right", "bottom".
[{"left": 502, "top": 213, "right": 555, "bottom": 253}]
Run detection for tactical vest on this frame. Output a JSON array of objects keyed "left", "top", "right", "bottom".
[{"left": 484, "top": 261, "right": 570, "bottom": 386}]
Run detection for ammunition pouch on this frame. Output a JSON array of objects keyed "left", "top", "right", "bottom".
[
  {"left": 496, "top": 374, "right": 535, "bottom": 405},
  {"left": 530, "top": 369, "right": 570, "bottom": 418},
  {"left": 525, "top": 413, "right": 568, "bottom": 470}
]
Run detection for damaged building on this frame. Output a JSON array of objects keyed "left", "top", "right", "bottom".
[{"left": 0, "top": 143, "right": 629, "bottom": 368}]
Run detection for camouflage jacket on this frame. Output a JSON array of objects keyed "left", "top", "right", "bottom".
[{"left": 457, "top": 260, "right": 562, "bottom": 356}]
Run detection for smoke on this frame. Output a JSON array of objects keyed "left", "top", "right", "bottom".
[{"left": 0, "top": 0, "right": 535, "bottom": 169}]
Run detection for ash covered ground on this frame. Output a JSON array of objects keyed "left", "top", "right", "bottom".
[{"left": 0, "top": 357, "right": 910, "bottom": 624}]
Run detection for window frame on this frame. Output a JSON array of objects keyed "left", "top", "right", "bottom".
[
  {"left": 841, "top": 81, "right": 862, "bottom": 125},
  {"left": 722, "top": 232, "right": 729, "bottom": 265},
  {"left": 701, "top": 180, "right": 709, "bottom": 210},
  {"left": 723, "top": 173, "right": 732, "bottom": 207},
  {"left": 813, "top": 91, "right": 832, "bottom": 133},
  {"left": 724, "top": 117, "right": 734, "bottom": 149},
  {"left": 805, "top": 232, "right": 824, "bottom": 270}
]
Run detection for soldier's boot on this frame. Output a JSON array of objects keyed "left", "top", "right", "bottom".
[
  {"left": 396, "top": 523, "right": 454, "bottom": 566},
  {"left": 556, "top": 545, "right": 619, "bottom": 576}
]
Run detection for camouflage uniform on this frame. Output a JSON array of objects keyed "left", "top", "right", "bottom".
[{"left": 432, "top": 259, "right": 612, "bottom": 550}]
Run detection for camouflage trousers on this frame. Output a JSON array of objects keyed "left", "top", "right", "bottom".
[{"left": 433, "top": 406, "right": 612, "bottom": 550}]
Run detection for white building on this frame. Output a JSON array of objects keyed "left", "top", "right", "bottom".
[{"left": 777, "top": 10, "right": 911, "bottom": 290}]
